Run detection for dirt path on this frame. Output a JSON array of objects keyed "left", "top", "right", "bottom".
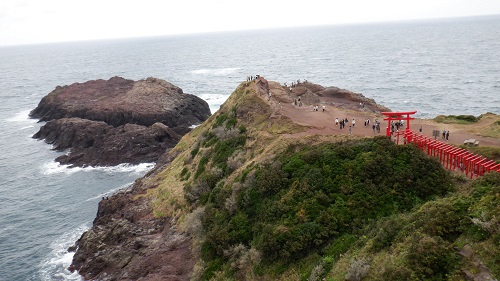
[{"left": 259, "top": 80, "right": 500, "bottom": 148}]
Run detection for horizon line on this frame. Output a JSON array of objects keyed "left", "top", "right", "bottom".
[{"left": 2, "top": 13, "right": 499, "bottom": 48}]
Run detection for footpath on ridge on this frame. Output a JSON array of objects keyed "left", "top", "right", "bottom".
[{"left": 253, "top": 77, "right": 500, "bottom": 148}]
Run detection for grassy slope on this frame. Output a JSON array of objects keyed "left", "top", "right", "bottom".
[
  {"left": 434, "top": 112, "right": 500, "bottom": 138},
  {"left": 145, "top": 82, "right": 499, "bottom": 280}
]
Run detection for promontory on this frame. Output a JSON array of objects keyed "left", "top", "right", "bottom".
[{"left": 69, "top": 77, "right": 500, "bottom": 280}]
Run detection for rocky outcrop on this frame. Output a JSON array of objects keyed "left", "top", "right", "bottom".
[
  {"left": 33, "top": 118, "right": 181, "bottom": 166},
  {"left": 282, "top": 81, "right": 391, "bottom": 113},
  {"left": 31, "top": 77, "right": 211, "bottom": 166},
  {"left": 69, "top": 173, "right": 195, "bottom": 281}
]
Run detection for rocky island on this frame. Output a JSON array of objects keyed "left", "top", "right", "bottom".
[
  {"left": 30, "top": 76, "right": 211, "bottom": 166},
  {"left": 69, "top": 77, "right": 500, "bottom": 280}
]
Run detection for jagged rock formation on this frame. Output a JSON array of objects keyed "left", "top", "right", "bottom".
[{"left": 30, "top": 77, "right": 211, "bottom": 166}]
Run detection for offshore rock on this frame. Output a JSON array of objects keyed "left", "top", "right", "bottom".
[
  {"left": 33, "top": 118, "right": 182, "bottom": 166},
  {"left": 30, "top": 77, "right": 210, "bottom": 166}
]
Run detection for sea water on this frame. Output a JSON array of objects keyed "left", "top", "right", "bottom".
[{"left": 0, "top": 15, "right": 499, "bottom": 280}]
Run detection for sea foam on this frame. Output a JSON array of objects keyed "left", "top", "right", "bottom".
[
  {"left": 191, "top": 67, "right": 240, "bottom": 76},
  {"left": 41, "top": 161, "right": 154, "bottom": 176},
  {"left": 38, "top": 224, "right": 88, "bottom": 281},
  {"left": 6, "top": 109, "right": 35, "bottom": 123}
]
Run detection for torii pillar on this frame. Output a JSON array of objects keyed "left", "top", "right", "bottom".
[{"left": 382, "top": 111, "right": 417, "bottom": 137}]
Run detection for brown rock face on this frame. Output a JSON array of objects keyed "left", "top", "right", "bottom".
[
  {"left": 30, "top": 77, "right": 211, "bottom": 167},
  {"left": 70, "top": 176, "right": 195, "bottom": 281}
]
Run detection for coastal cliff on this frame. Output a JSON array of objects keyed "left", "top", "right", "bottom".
[
  {"left": 30, "top": 77, "right": 211, "bottom": 166},
  {"left": 70, "top": 78, "right": 500, "bottom": 280}
]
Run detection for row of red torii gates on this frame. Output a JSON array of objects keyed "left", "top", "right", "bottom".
[{"left": 382, "top": 111, "right": 500, "bottom": 179}]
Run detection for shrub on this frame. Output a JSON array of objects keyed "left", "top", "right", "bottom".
[
  {"left": 345, "top": 257, "right": 370, "bottom": 281},
  {"left": 375, "top": 264, "right": 416, "bottom": 281},
  {"left": 405, "top": 234, "right": 458, "bottom": 280},
  {"left": 227, "top": 150, "right": 246, "bottom": 171},
  {"left": 199, "top": 137, "right": 456, "bottom": 274},
  {"left": 413, "top": 199, "right": 467, "bottom": 241},
  {"left": 190, "top": 145, "right": 200, "bottom": 158},
  {"left": 368, "top": 217, "right": 406, "bottom": 253}
]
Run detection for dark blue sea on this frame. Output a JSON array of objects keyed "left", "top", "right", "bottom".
[{"left": 1, "top": 15, "right": 499, "bottom": 280}]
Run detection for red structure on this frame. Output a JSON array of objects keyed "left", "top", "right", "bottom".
[
  {"left": 380, "top": 110, "right": 499, "bottom": 178},
  {"left": 381, "top": 111, "right": 417, "bottom": 139},
  {"left": 400, "top": 129, "right": 500, "bottom": 178}
]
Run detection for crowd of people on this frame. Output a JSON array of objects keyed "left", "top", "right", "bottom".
[{"left": 257, "top": 77, "right": 431, "bottom": 139}]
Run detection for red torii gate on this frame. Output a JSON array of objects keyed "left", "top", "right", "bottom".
[
  {"left": 401, "top": 129, "right": 500, "bottom": 178},
  {"left": 382, "top": 111, "right": 417, "bottom": 137}
]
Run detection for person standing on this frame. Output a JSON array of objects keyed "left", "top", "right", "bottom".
[
  {"left": 349, "top": 126, "right": 352, "bottom": 135},
  {"left": 446, "top": 131, "right": 450, "bottom": 141}
]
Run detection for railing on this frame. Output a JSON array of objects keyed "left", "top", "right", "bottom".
[{"left": 396, "top": 129, "right": 500, "bottom": 179}]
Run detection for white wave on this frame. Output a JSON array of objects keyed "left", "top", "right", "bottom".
[
  {"left": 38, "top": 224, "right": 88, "bottom": 281},
  {"left": 85, "top": 182, "right": 133, "bottom": 202},
  {"left": 189, "top": 124, "right": 200, "bottom": 129},
  {"left": 191, "top": 67, "right": 240, "bottom": 76},
  {"left": 40, "top": 161, "right": 154, "bottom": 176},
  {"left": 41, "top": 161, "right": 82, "bottom": 176},
  {"left": 19, "top": 125, "right": 35, "bottom": 130},
  {"left": 93, "top": 162, "right": 155, "bottom": 174},
  {"left": 6, "top": 109, "right": 36, "bottom": 123}
]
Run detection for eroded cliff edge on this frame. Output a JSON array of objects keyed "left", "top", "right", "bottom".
[{"left": 30, "top": 76, "right": 211, "bottom": 167}]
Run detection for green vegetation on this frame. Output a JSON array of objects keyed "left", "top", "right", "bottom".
[
  {"left": 460, "top": 145, "right": 500, "bottom": 162},
  {"left": 196, "top": 137, "right": 476, "bottom": 280},
  {"left": 434, "top": 114, "right": 481, "bottom": 124},
  {"left": 151, "top": 82, "right": 500, "bottom": 280}
]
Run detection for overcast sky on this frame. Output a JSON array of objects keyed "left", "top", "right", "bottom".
[{"left": 1, "top": 0, "right": 500, "bottom": 46}]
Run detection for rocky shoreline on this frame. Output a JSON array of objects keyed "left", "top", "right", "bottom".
[
  {"left": 69, "top": 164, "right": 195, "bottom": 280},
  {"left": 30, "top": 77, "right": 211, "bottom": 167}
]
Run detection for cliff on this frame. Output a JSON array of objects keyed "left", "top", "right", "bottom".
[
  {"left": 70, "top": 78, "right": 500, "bottom": 280},
  {"left": 30, "top": 77, "right": 211, "bottom": 167}
]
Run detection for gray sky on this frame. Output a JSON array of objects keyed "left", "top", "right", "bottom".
[{"left": 1, "top": 0, "right": 500, "bottom": 46}]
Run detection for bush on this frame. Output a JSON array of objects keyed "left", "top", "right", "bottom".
[
  {"left": 199, "top": 137, "right": 456, "bottom": 274},
  {"left": 345, "top": 257, "right": 370, "bottom": 281},
  {"left": 375, "top": 264, "right": 416, "bottom": 281},
  {"left": 405, "top": 234, "right": 458, "bottom": 280},
  {"left": 413, "top": 199, "right": 467, "bottom": 241},
  {"left": 368, "top": 217, "right": 406, "bottom": 253}
]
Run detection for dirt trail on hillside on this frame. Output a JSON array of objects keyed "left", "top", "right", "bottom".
[{"left": 256, "top": 78, "right": 500, "bottom": 148}]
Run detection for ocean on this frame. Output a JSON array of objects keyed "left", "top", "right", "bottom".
[{"left": 0, "top": 15, "right": 499, "bottom": 280}]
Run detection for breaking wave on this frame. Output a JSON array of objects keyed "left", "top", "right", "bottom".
[
  {"left": 40, "top": 161, "right": 155, "bottom": 176},
  {"left": 191, "top": 67, "right": 240, "bottom": 76}
]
